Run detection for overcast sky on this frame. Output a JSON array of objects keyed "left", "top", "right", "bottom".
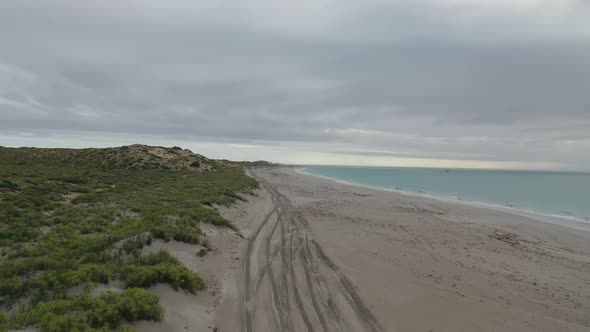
[{"left": 1, "top": 0, "right": 589, "bottom": 170}]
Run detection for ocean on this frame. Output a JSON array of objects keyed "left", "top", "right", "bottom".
[{"left": 301, "top": 166, "right": 590, "bottom": 223}]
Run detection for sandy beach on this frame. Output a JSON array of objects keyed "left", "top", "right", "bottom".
[
  {"left": 136, "top": 167, "right": 590, "bottom": 332},
  {"left": 217, "top": 167, "right": 590, "bottom": 332}
]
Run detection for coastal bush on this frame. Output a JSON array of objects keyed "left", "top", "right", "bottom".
[
  {"left": 121, "top": 264, "right": 204, "bottom": 293},
  {"left": 0, "top": 227, "right": 39, "bottom": 246},
  {"left": 121, "top": 233, "right": 153, "bottom": 257},
  {"left": 119, "top": 251, "right": 205, "bottom": 293},
  {"left": 150, "top": 223, "right": 204, "bottom": 245},
  {"left": 50, "top": 175, "right": 88, "bottom": 184},
  {"left": 0, "top": 159, "right": 256, "bottom": 330},
  {"left": 0, "top": 179, "right": 18, "bottom": 190},
  {"left": 223, "top": 190, "right": 247, "bottom": 202},
  {"left": 87, "top": 289, "right": 163, "bottom": 328},
  {"left": 9, "top": 289, "right": 162, "bottom": 331},
  {"left": 0, "top": 311, "right": 6, "bottom": 332},
  {"left": 77, "top": 264, "right": 113, "bottom": 284}
]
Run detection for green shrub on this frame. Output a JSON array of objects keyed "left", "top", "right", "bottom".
[
  {"left": 77, "top": 264, "right": 113, "bottom": 284},
  {"left": 0, "top": 157, "right": 257, "bottom": 330},
  {"left": 172, "top": 231, "right": 201, "bottom": 245},
  {"left": 88, "top": 289, "right": 162, "bottom": 328},
  {"left": 0, "top": 311, "right": 7, "bottom": 332},
  {"left": 51, "top": 176, "right": 88, "bottom": 184},
  {"left": 151, "top": 227, "right": 170, "bottom": 242},
  {"left": 121, "top": 264, "right": 204, "bottom": 293},
  {"left": 121, "top": 234, "right": 152, "bottom": 257},
  {"left": 0, "top": 227, "right": 39, "bottom": 245},
  {"left": 223, "top": 190, "right": 246, "bottom": 201},
  {"left": 0, "top": 179, "right": 18, "bottom": 190},
  {"left": 9, "top": 289, "right": 162, "bottom": 331},
  {"left": 38, "top": 312, "right": 87, "bottom": 332},
  {"left": 118, "top": 252, "right": 205, "bottom": 294}
]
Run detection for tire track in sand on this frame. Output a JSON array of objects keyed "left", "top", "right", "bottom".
[
  {"left": 244, "top": 171, "right": 383, "bottom": 332},
  {"left": 261, "top": 179, "right": 311, "bottom": 332},
  {"left": 244, "top": 205, "right": 277, "bottom": 332}
]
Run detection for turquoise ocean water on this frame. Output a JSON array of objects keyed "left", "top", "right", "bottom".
[{"left": 301, "top": 166, "right": 590, "bottom": 223}]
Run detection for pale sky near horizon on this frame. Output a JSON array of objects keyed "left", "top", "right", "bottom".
[{"left": 1, "top": 0, "right": 589, "bottom": 170}]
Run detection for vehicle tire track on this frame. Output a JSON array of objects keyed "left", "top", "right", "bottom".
[
  {"left": 280, "top": 206, "right": 292, "bottom": 325},
  {"left": 288, "top": 214, "right": 315, "bottom": 332},
  {"left": 271, "top": 180, "right": 345, "bottom": 332},
  {"left": 244, "top": 205, "right": 278, "bottom": 332},
  {"left": 266, "top": 210, "right": 289, "bottom": 331},
  {"left": 268, "top": 183, "right": 340, "bottom": 332},
  {"left": 245, "top": 171, "right": 383, "bottom": 332},
  {"left": 312, "top": 239, "right": 383, "bottom": 332},
  {"left": 269, "top": 179, "right": 380, "bottom": 332},
  {"left": 300, "top": 220, "right": 347, "bottom": 332}
]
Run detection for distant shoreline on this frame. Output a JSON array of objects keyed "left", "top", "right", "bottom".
[
  {"left": 290, "top": 164, "right": 590, "bottom": 175},
  {"left": 296, "top": 166, "right": 590, "bottom": 232}
]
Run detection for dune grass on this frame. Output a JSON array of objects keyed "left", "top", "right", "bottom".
[{"left": 0, "top": 162, "right": 257, "bottom": 331}]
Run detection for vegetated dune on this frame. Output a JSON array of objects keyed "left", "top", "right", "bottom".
[
  {"left": 0, "top": 145, "right": 257, "bottom": 332},
  {"left": 0, "top": 144, "right": 214, "bottom": 171}
]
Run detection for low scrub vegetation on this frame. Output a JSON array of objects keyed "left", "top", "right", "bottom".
[
  {"left": 0, "top": 146, "right": 258, "bottom": 331},
  {"left": 9, "top": 288, "right": 162, "bottom": 331}
]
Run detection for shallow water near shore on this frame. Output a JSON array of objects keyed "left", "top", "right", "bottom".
[{"left": 301, "top": 166, "right": 590, "bottom": 223}]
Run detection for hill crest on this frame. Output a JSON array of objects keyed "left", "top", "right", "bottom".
[{"left": 0, "top": 144, "right": 216, "bottom": 171}]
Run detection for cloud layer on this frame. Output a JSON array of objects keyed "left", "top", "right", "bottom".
[{"left": 1, "top": 0, "right": 589, "bottom": 169}]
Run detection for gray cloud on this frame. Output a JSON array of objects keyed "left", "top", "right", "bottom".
[{"left": 1, "top": 0, "right": 590, "bottom": 169}]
